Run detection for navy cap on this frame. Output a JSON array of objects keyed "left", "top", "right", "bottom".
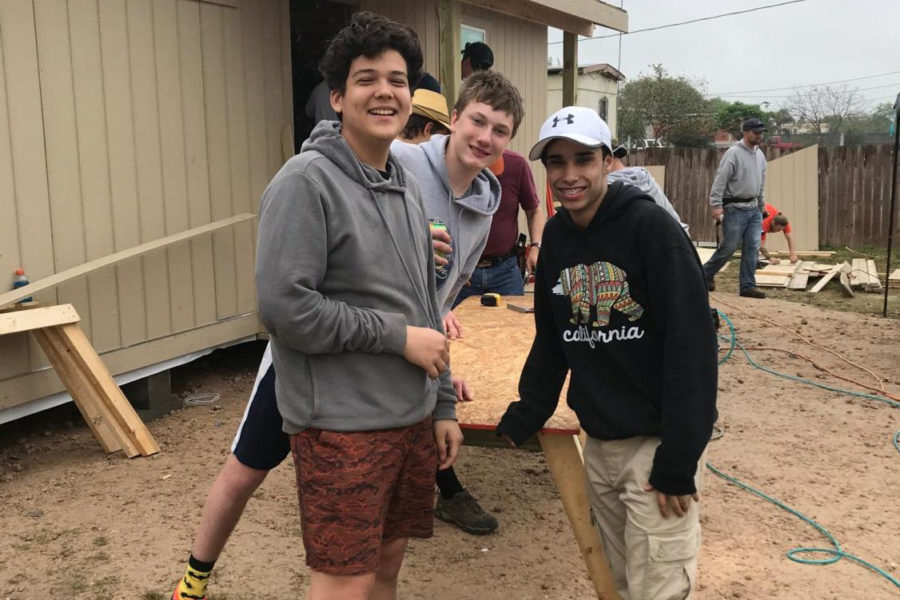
[
  {"left": 612, "top": 145, "right": 628, "bottom": 159},
  {"left": 414, "top": 72, "right": 442, "bottom": 94},
  {"left": 461, "top": 42, "right": 494, "bottom": 71},
  {"left": 742, "top": 117, "right": 767, "bottom": 132}
]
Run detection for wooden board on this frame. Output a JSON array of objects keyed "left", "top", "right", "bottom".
[
  {"left": 789, "top": 272, "right": 809, "bottom": 290},
  {"left": 450, "top": 296, "right": 579, "bottom": 433},
  {"left": 0, "top": 304, "right": 80, "bottom": 336},
  {"left": 809, "top": 262, "right": 844, "bottom": 294},
  {"left": 849, "top": 258, "right": 870, "bottom": 288},
  {"left": 0, "top": 214, "right": 255, "bottom": 307},
  {"left": 889, "top": 269, "right": 900, "bottom": 289},
  {"left": 754, "top": 274, "right": 791, "bottom": 288},
  {"left": 756, "top": 263, "right": 800, "bottom": 276},
  {"left": 865, "top": 259, "right": 882, "bottom": 291}
]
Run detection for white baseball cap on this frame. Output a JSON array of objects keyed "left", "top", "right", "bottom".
[{"left": 529, "top": 106, "right": 613, "bottom": 161}]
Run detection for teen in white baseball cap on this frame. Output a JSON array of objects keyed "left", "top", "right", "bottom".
[{"left": 529, "top": 106, "right": 613, "bottom": 161}]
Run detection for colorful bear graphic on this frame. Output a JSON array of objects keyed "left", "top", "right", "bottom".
[{"left": 557, "top": 261, "right": 644, "bottom": 327}]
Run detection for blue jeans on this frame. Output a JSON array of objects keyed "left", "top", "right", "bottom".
[
  {"left": 452, "top": 255, "right": 523, "bottom": 307},
  {"left": 703, "top": 206, "right": 762, "bottom": 292}
]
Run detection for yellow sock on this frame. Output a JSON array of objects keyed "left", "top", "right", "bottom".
[{"left": 176, "top": 556, "right": 213, "bottom": 599}]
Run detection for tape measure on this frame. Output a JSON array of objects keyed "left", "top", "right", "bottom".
[{"left": 480, "top": 293, "right": 501, "bottom": 307}]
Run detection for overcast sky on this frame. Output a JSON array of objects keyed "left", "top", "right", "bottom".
[{"left": 547, "top": 0, "right": 900, "bottom": 111}]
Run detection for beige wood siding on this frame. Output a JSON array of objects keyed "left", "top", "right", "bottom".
[
  {"left": 0, "top": 0, "right": 291, "bottom": 411},
  {"left": 763, "top": 145, "right": 819, "bottom": 252}
]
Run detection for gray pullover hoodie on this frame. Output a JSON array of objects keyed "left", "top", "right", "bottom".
[
  {"left": 391, "top": 135, "right": 501, "bottom": 314},
  {"left": 709, "top": 140, "right": 767, "bottom": 211},
  {"left": 607, "top": 166, "right": 689, "bottom": 233},
  {"left": 256, "top": 121, "right": 457, "bottom": 434}
]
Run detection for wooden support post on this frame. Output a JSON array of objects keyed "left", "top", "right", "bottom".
[
  {"left": 0, "top": 304, "right": 159, "bottom": 457},
  {"left": 562, "top": 31, "right": 578, "bottom": 107},
  {"left": 539, "top": 433, "right": 621, "bottom": 600},
  {"left": 437, "top": 0, "right": 460, "bottom": 106}
]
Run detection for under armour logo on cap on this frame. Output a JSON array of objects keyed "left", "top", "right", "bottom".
[
  {"left": 529, "top": 106, "right": 613, "bottom": 161},
  {"left": 552, "top": 113, "right": 575, "bottom": 127}
]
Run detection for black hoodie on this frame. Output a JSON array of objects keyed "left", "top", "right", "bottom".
[{"left": 497, "top": 182, "right": 718, "bottom": 495}]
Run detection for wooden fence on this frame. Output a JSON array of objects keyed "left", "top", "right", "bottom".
[
  {"left": 818, "top": 144, "right": 898, "bottom": 247},
  {"left": 627, "top": 144, "right": 898, "bottom": 248}
]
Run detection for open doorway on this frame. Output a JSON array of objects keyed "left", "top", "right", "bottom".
[{"left": 289, "top": 0, "right": 358, "bottom": 151}]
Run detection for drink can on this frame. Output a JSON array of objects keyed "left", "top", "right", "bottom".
[{"left": 428, "top": 218, "right": 451, "bottom": 287}]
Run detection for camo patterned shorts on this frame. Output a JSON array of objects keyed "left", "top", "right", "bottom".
[{"left": 289, "top": 417, "right": 436, "bottom": 575}]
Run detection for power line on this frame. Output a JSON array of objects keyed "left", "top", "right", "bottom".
[
  {"left": 708, "top": 70, "right": 900, "bottom": 95},
  {"left": 548, "top": 0, "right": 806, "bottom": 45},
  {"left": 710, "top": 81, "right": 900, "bottom": 100}
]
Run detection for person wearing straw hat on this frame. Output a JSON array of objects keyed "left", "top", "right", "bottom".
[
  {"left": 400, "top": 88, "right": 452, "bottom": 144},
  {"left": 498, "top": 106, "right": 717, "bottom": 600}
]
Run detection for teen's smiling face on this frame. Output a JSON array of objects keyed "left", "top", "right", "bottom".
[
  {"left": 447, "top": 101, "right": 513, "bottom": 172},
  {"left": 544, "top": 138, "right": 612, "bottom": 228},
  {"left": 331, "top": 50, "right": 412, "bottom": 149}
]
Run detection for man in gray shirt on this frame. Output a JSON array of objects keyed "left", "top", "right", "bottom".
[{"left": 702, "top": 117, "right": 768, "bottom": 298}]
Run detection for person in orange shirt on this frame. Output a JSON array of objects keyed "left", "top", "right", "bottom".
[{"left": 760, "top": 203, "right": 798, "bottom": 264}]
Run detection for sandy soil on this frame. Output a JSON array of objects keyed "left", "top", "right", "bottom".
[{"left": 1, "top": 294, "right": 898, "bottom": 600}]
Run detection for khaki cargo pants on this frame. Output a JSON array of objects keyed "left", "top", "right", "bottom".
[{"left": 583, "top": 436, "right": 704, "bottom": 600}]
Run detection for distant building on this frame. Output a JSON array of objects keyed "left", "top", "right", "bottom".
[{"left": 548, "top": 63, "right": 625, "bottom": 137}]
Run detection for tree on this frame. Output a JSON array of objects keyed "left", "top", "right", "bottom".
[
  {"left": 714, "top": 100, "right": 768, "bottom": 138},
  {"left": 617, "top": 64, "right": 710, "bottom": 144},
  {"left": 785, "top": 85, "right": 864, "bottom": 143},
  {"left": 841, "top": 102, "right": 895, "bottom": 144}
]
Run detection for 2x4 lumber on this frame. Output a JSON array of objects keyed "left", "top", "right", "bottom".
[
  {"left": 865, "top": 259, "right": 882, "bottom": 291},
  {"left": 0, "top": 213, "right": 255, "bottom": 307},
  {"left": 54, "top": 323, "right": 159, "bottom": 456},
  {"left": 889, "top": 269, "right": 900, "bottom": 288},
  {"left": 437, "top": 0, "right": 460, "bottom": 113},
  {"left": 755, "top": 274, "right": 791, "bottom": 287},
  {"left": 538, "top": 433, "right": 621, "bottom": 600},
  {"left": 30, "top": 327, "right": 126, "bottom": 455},
  {"left": 0, "top": 304, "right": 79, "bottom": 336},
  {"left": 808, "top": 263, "right": 844, "bottom": 294},
  {"left": 849, "top": 258, "right": 868, "bottom": 288},
  {"left": 562, "top": 31, "right": 578, "bottom": 106}
]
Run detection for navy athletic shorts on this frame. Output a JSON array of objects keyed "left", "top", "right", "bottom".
[{"left": 231, "top": 343, "right": 290, "bottom": 470}]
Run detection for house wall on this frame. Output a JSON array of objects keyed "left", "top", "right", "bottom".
[
  {"left": 0, "top": 0, "right": 292, "bottom": 412},
  {"left": 548, "top": 71, "right": 619, "bottom": 137}
]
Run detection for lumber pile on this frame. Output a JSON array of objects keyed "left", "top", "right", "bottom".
[
  {"left": 752, "top": 260, "right": 883, "bottom": 295},
  {"left": 890, "top": 269, "right": 900, "bottom": 289},
  {"left": 847, "top": 258, "right": 883, "bottom": 292}
]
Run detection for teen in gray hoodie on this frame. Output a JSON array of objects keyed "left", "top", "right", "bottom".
[
  {"left": 391, "top": 133, "right": 501, "bottom": 313},
  {"left": 256, "top": 120, "right": 457, "bottom": 434}
]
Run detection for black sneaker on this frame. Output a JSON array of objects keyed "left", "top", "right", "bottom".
[
  {"left": 740, "top": 287, "right": 766, "bottom": 299},
  {"left": 706, "top": 277, "right": 716, "bottom": 292},
  {"left": 435, "top": 490, "right": 498, "bottom": 535}
]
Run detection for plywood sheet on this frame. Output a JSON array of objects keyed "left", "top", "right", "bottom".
[{"left": 450, "top": 296, "right": 579, "bottom": 433}]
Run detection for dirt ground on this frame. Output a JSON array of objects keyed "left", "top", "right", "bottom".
[{"left": 1, "top": 293, "right": 899, "bottom": 600}]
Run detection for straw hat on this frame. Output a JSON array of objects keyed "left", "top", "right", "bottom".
[{"left": 411, "top": 89, "right": 452, "bottom": 131}]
